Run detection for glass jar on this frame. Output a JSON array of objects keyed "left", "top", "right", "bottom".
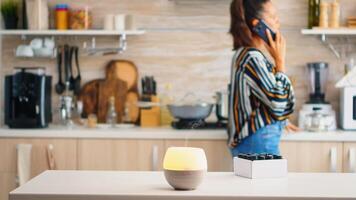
[
  {"left": 55, "top": 4, "right": 69, "bottom": 30},
  {"left": 70, "top": 6, "right": 92, "bottom": 30}
]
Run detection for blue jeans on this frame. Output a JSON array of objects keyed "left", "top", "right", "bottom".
[{"left": 230, "top": 121, "right": 286, "bottom": 157}]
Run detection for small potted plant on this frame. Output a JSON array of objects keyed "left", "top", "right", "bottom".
[{"left": 1, "top": 0, "right": 19, "bottom": 29}]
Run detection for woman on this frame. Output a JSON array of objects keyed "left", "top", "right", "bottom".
[{"left": 228, "top": 0, "right": 297, "bottom": 157}]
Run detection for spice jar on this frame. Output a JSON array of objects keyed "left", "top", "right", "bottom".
[
  {"left": 319, "top": 1, "right": 329, "bottom": 28},
  {"left": 330, "top": 0, "right": 340, "bottom": 28},
  {"left": 87, "top": 114, "right": 98, "bottom": 128},
  {"left": 70, "top": 6, "right": 92, "bottom": 30},
  {"left": 55, "top": 4, "right": 69, "bottom": 30}
]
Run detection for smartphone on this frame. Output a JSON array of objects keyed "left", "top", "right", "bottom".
[{"left": 252, "top": 19, "right": 276, "bottom": 46}]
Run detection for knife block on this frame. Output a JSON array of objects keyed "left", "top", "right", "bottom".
[{"left": 140, "top": 95, "right": 161, "bottom": 127}]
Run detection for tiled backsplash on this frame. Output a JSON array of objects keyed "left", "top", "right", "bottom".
[{"left": 1, "top": 0, "right": 355, "bottom": 124}]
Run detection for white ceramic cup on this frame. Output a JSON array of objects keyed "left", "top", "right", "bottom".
[
  {"left": 44, "top": 37, "right": 55, "bottom": 49},
  {"left": 104, "top": 14, "right": 115, "bottom": 30},
  {"left": 30, "top": 38, "right": 43, "bottom": 49},
  {"left": 16, "top": 45, "right": 34, "bottom": 57},
  {"left": 114, "top": 14, "right": 126, "bottom": 31},
  {"left": 125, "top": 14, "right": 136, "bottom": 30}
]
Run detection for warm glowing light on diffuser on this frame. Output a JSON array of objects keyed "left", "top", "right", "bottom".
[{"left": 163, "top": 147, "right": 207, "bottom": 171}]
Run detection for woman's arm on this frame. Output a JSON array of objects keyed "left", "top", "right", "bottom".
[{"left": 243, "top": 51, "right": 295, "bottom": 119}]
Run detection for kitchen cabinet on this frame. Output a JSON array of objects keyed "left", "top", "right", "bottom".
[
  {"left": 78, "top": 139, "right": 165, "bottom": 171},
  {"left": 343, "top": 143, "right": 356, "bottom": 173},
  {"left": 78, "top": 139, "right": 232, "bottom": 172},
  {"left": 0, "top": 173, "right": 16, "bottom": 200},
  {"left": 0, "top": 139, "right": 77, "bottom": 176},
  {"left": 0, "top": 139, "right": 76, "bottom": 200},
  {"left": 280, "top": 141, "right": 343, "bottom": 172},
  {"left": 164, "top": 140, "right": 233, "bottom": 172}
]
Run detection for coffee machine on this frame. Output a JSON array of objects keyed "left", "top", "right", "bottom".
[
  {"left": 4, "top": 67, "right": 52, "bottom": 128},
  {"left": 298, "top": 62, "right": 337, "bottom": 131}
]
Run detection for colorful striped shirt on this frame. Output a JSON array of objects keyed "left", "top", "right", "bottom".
[{"left": 228, "top": 47, "right": 295, "bottom": 148}]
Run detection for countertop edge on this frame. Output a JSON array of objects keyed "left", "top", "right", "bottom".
[{"left": 1, "top": 127, "right": 356, "bottom": 142}]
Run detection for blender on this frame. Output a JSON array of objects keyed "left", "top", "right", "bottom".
[{"left": 298, "top": 62, "right": 337, "bottom": 131}]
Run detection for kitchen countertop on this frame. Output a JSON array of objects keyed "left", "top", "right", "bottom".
[
  {"left": 9, "top": 170, "right": 356, "bottom": 200},
  {"left": 0, "top": 126, "right": 356, "bottom": 141}
]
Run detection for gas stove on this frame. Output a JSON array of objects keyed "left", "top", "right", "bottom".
[{"left": 171, "top": 119, "right": 227, "bottom": 130}]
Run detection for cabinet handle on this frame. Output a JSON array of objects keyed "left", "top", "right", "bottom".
[
  {"left": 329, "top": 147, "right": 337, "bottom": 173},
  {"left": 46, "top": 144, "right": 56, "bottom": 170},
  {"left": 152, "top": 145, "right": 158, "bottom": 171},
  {"left": 349, "top": 148, "right": 356, "bottom": 173}
]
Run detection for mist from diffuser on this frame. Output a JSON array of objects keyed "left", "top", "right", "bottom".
[{"left": 163, "top": 147, "right": 207, "bottom": 190}]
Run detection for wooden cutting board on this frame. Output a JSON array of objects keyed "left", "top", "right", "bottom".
[
  {"left": 106, "top": 60, "right": 139, "bottom": 92},
  {"left": 97, "top": 79, "right": 128, "bottom": 123},
  {"left": 106, "top": 60, "right": 140, "bottom": 123},
  {"left": 79, "top": 60, "right": 140, "bottom": 123},
  {"left": 79, "top": 80, "right": 101, "bottom": 118}
]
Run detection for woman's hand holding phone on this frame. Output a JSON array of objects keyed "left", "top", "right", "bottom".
[{"left": 266, "top": 30, "right": 286, "bottom": 73}]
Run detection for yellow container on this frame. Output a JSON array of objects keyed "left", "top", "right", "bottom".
[{"left": 55, "top": 5, "right": 69, "bottom": 30}]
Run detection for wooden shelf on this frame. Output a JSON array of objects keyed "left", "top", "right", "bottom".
[
  {"left": 0, "top": 29, "right": 145, "bottom": 36},
  {"left": 301, "top": 27, "right": 356, "bottom": 35}
]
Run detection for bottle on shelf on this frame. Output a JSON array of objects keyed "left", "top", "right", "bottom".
[
  {"left": 308, "top": 0, "right": 314, "bottom": 29},
  {"left": 55, "top": 4, "right": 69, "bottom": 30},
  {"left": 160, "top": 83, "right": 174, "bottom": 126},
  {"left": 106, "top": 96, "right": 117, "bottom": 127},
  {"left": 319, "top": 1, "right": 329, "bottom": 28},
  {"left": 308, "top": 0, "right": 320, "bottom": 29},
  {"left": 330, "top": 0, "right": 340, "bottom": 28}
]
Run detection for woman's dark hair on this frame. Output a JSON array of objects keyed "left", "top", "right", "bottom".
[{"left": 229, "top": 0, "right": 270, "bottom": 50}]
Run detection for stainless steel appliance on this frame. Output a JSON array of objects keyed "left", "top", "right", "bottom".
[
  {"left": 298, "top": 62, "right": 337, "bottom": 131},
  {"left": 215, "top": 91, "right": 228, "bottom": 121},
  {"left": 4, "top": 67, "right": 52, "bottom": 128},
  {"left": 340, "top": 87, "right": 356, "bottom": 130}
]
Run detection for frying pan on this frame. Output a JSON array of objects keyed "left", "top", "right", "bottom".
[{"left": 167, "top": 103, "right": 213, "bottom": 120}]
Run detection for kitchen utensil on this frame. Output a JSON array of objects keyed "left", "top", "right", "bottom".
[
  {"left": 106, "top": 60, "right": 138, "bottom": 90},
  {"left": 106, "top": 60, "right": 140, "bottom": 122},
  {"left": 73, "top": 46, "right": 82, "bottom": 95},
  {"left": 69, "top": 46, "right": 76, "bottom": 91},
  {"left": 33, "top": 47, "right": 55, "bottom": 58},
  {"left": 44, "top": 37, "right": 55, "bottom": 49},
  {"left": 168, "top": 93, "right": 213, "bottom": 120},
  {"left": 63, "top": 45, "right": 70, "bottom": 86},
  {"left": 140, "top": 95, "right": 160, "bottom": 127},
  {"left": 79, "top": 80, "right": 101, "bottom": 118},
  {"left": 168, "top": 104, "right": 213, "bottom": 120},
  {"left": 299, "top": 62, "right": 336, "bottom": 131},
  {"left": 304, "top": 107, "right": 336, "bottom": 132},
  {"left": 30, "top": 38, "right": 43, "bottom": 49},
  {"left": 307, "top": 62, "right": 329, "bottom": 104},
  {"left": 15, "top": 45, "right": 34, "bottom": 58},
  {"left": 55, "top": 46, "right": 65, "bottom": 94},
  {"left": 98, "top": 79, "right": 128, "bottom": 123}
]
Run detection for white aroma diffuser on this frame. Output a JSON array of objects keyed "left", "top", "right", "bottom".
[{"left": 163, "top": 147, "right": 207, "bottom": 190}]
